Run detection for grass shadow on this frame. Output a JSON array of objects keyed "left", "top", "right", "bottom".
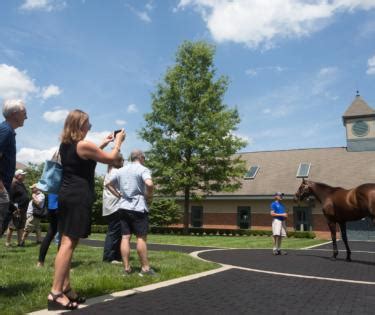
[{"left": 0, "top": 282, "right": 35, "bottom": 297}]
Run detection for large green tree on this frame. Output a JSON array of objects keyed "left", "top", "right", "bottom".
[{"left": 139, "top": 41, "right": 247, "bottom": 233}]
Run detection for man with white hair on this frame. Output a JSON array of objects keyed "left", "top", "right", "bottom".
[{"left": 0, "top": 99, "right": 27, "bottom": 235}]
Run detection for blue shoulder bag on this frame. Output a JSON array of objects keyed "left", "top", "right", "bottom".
[{"left": 36, "top": 149, "right": 62, "bottom": 194}]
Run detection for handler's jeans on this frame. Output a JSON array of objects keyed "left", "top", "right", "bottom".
[
  {"left": 103, "top": 211, "right": 122, "bottom": 262},
  {"left": 0, "top": 189, "right": 10, "bottom": 236}
]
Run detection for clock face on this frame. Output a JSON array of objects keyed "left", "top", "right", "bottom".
[{"left": 352, "top": 120, "right": 369, "bottom": 137}]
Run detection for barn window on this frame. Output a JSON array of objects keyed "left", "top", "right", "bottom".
[
  {"left": 244, "top": 166, "right": 259, "bottom": 179},
  {"left": 296, "top": 163, "right": 311, "bottom": 178}
]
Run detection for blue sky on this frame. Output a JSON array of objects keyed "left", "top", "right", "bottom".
[{"left": 1, "top": 0, "right": 375, "bottom": 174}]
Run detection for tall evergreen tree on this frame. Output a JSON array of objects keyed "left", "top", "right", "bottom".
[{"left": 139, "top": 41, "right": 247, "bottom": 233}]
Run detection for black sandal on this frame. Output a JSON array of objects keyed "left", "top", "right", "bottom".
[
  {"left": 48, "top": 291, "right": 78, "bottom": 310},
  {"left": 63, "top": 287, "right": 86, "bottom": 304}
]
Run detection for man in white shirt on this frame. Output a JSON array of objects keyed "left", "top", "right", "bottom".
[
  {"left": 102, "top": 154, "right": 124, "bottom": 263},
  {"left": 20, "top": 184, "right": 45, "bottom": 246}
]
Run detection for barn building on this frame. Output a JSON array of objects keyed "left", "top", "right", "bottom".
[{"left": 185, "top": 93, "right": 375, "bottom": 239}]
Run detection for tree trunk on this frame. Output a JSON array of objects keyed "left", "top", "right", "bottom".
[{"left": 183, "top": 187, "right": 190, "bottom": 235}]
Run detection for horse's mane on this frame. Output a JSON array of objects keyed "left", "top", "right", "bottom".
[{"left": 309, "top": 180, "right": 343, "bottom": 191}]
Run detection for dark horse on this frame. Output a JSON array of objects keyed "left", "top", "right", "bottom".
[{"left": 295, "top": 179, "right": 375, "bottom": 261}]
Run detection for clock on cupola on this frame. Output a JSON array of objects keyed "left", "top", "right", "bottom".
[{"left": 342, "top": 92, "right": 375, "bottom": 152}]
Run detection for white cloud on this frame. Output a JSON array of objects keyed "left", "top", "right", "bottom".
[
  {"left": 262, "top": 108, "right": 271, "bottom": 114},
  {"left": 127, "top": 103, "right": 138, "bottom": 113},
  {"left": 43, "top": 109, "right": 69, "bottom": 123},
  {"left": 126, "top": 2, "right": 153, "bottom": 23},
  {"left": 367, "top": 55, "right": 375, "bottom": 75},
  {"left": 145, "top": 1, "right": 154, "bottom": 11},
  {"left": 245, "top": 65, "right": 286, "bottom": 76},
  {"left": 20, "top": 0, "right": 66, "bottom": 12},
  {"left": 0, "top": 64, "right": 37, "bottom": 100},
  {"left": 267, "top": 104, "right": 293, "bottom": 117},
  {"left": 0, "top": 64, "right": 62, "bottom": 102},
  {"left": 115, "top": 119, "right": 127, "bottom": 126},
  {"left": 245, "top": 68, "right": 257, "bottom": 76},
  {"left": 17, "top": 146, "right": 57, "bottom": 164},
  {"left": 178, "top": 0, "right": 375, "bottom": 49},
  {"left": 312, "top": 66, "right": 339, "bottom": 95},
  {"left": 251, "top": 127, "right": 290, "bottom": 141},
  {"left": 137, "top": 11, "right": 151, "bottom": 23},
  {"left": 41, "top": 84, "right": 62, "bottom": 100},
  {"left": 86, "top": 131, "right": 113, "bottom": 146}
]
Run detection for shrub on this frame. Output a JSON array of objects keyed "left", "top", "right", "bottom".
[{"left": 148, "top": 198, "right": 181, "bottom": 226}]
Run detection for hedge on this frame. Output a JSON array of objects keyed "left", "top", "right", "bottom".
[
  {"left": 148, "top": 226, "right": 315, "bottom": 238},
  {"left": 40, "top": 223, "right": 315, "bottom": 238}
]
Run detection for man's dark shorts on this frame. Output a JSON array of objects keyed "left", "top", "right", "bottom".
[{"left": 119, "top": 209, "right": 148, "bottom": 236}]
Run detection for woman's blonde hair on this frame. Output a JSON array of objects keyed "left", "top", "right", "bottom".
[{"left": 60, "top": 109, "right": 89, "bottom": 144}]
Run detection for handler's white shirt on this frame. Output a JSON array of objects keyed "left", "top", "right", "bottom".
[{"left": 102, "top": 168, "right": 121, "bottom": 216}]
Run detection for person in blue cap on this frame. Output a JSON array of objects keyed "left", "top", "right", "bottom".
[{"left": 270, "top": 192, "right": 288, "bottom": 255}]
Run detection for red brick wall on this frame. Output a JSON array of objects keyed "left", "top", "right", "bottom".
[
  {"left": 203, "top": 213, "right": 237, "bottom": 226},
  {"left": 172, "top": 207, "right": 336, "bottom": 239}
]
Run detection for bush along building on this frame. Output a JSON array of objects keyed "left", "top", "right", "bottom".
[{"left": 179, "top": 93, "right": 375, "bottom": 239}]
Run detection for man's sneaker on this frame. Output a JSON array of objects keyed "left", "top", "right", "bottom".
[
  {"left": 110, "top": 260, "right": 122, "bottom": 265},
  {"left": 278, "top": 250, "right": 287, "bottom": 255},
  {"left": 138, "top": 268, "right": 157, "bottom": 277},
  {"left": 272, "top": 250, "right": 279, "bottom": 256}
]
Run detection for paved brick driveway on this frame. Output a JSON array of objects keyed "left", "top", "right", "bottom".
[{"left": 68, "top": 241, "right": 375, "bottom": 315}]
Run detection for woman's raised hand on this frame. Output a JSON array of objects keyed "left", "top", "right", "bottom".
[{"left": 114, "top": 129, "right": 126, "bottom": 145}]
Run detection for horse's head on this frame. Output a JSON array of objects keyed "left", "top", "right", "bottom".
[{"left": 294, "top": 179, "right": 313, "bottom": 202}]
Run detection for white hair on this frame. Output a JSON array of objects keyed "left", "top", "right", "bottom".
[
  {"left": 2, "top": 99, "right": 26, "bottom": 118},
  {"left": 130, "top": 149, "right": 145, "bottom": 162}
]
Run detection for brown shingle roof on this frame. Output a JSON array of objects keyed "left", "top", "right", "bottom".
[
  {"left": 342, "top": 95, "right": 375, "bottom": 119},
  {"left": 215, "top": 147, "right": 375, "bottom": 196}
]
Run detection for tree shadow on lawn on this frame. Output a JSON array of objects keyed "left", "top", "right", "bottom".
[{"left": 0, "top": 282, "right": 35, "bottom": 297}]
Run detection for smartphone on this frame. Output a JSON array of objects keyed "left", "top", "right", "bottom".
[{"left": 114, "top": 129, "right": 122, "bottom": 137}]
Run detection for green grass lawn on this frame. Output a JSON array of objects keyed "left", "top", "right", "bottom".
[
  {"left": 89, "top": 233, "right": 327, "bottom": 249},
  {"left": 1, "top": 234, "right": 326, "bottom": 314},
  {"left": 0, "top": 242, "right": 218, "bottom": 315}
]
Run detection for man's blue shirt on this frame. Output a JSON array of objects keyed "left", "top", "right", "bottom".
[
  {"left": 0, "top": 121, "right": 16, "bottom": 191},
  {"left": 271, "top": 201, "right": 286, "bottom": 221},
  {"left": 109, "top": 162, "right": 152, "bottom": 213}
]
